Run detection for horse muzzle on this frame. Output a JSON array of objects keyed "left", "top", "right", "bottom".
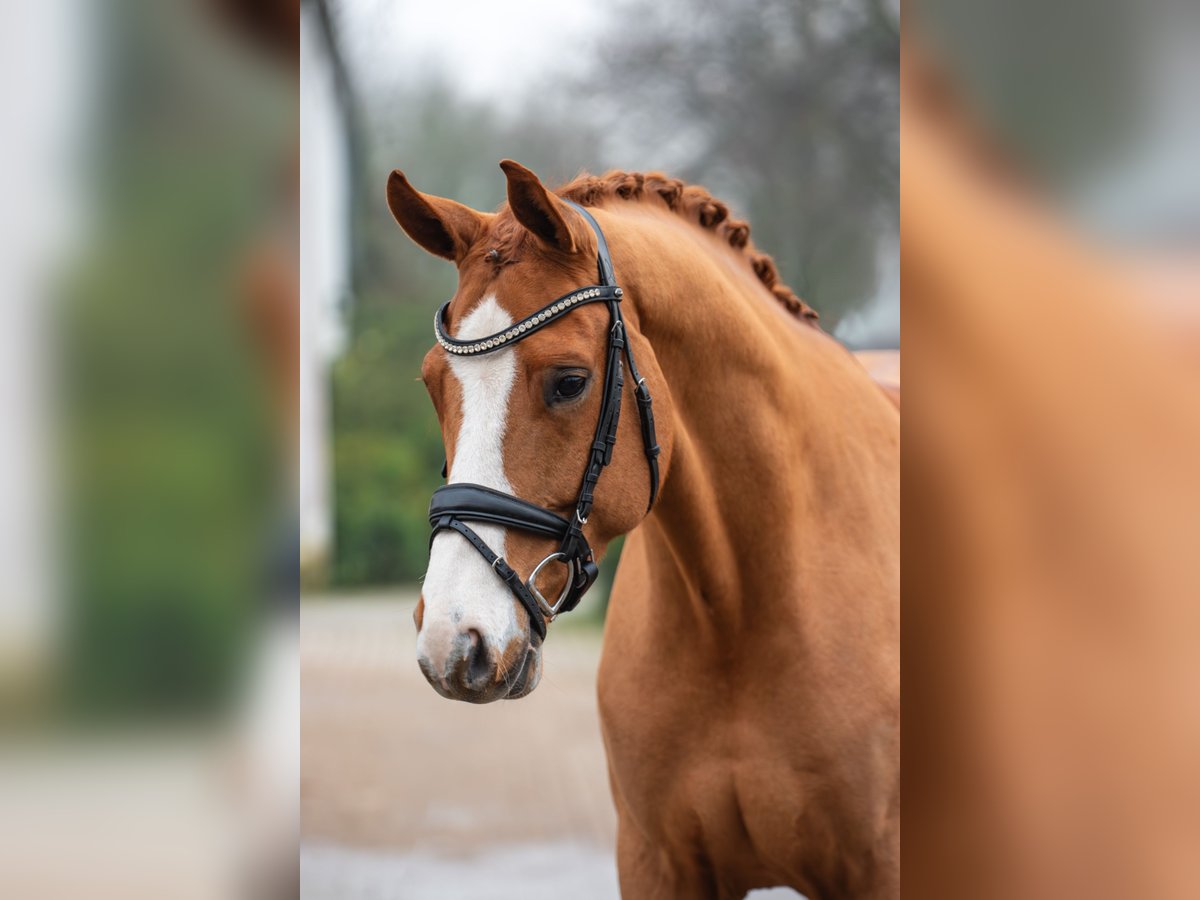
[{"left": 417, "top": 621, "right": 542, "bottom": 703}]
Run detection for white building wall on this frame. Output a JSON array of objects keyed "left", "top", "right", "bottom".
[{"left": 299, "top": 4, "right": 349, "bottom": 573}]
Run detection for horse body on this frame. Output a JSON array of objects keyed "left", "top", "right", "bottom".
[
  {"left": 590, "top": 207, "right": 900, "bottom": 898},
  {"left": 387, "top": 164, "right": 899, "bottom": 898}
]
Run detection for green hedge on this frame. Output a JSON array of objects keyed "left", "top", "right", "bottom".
[{"left": 332, "top": 433, "right": 443, "bottom": 585}]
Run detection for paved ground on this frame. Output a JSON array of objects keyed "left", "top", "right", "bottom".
[
  {"left": 301, "top": 841, "right": 620, "bottom": 900},
  {"left": 301, "top": 593, "right": 621, "bottom": 899},
  {"left": 301, "top": 593, "right": 800, "bottom": 899}
]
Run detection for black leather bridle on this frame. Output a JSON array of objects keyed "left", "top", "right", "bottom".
[{"left": 427, "top": 201, "right": 660, "bottom": 640}]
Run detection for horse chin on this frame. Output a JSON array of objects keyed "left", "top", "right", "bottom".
[{"left": 504, "top": 645, "right": 542, "bottom": 699}]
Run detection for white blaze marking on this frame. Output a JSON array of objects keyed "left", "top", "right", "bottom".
[{"left": 418, "top": 296, "right": 523, "bottom": 676}]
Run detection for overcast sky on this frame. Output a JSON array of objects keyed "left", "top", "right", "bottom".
[
  {"left": 334, "top": 0, "right": 606, "bottom": 101},
  {"left": 330, "top": 0, "right": 901, "bottom": 345}
]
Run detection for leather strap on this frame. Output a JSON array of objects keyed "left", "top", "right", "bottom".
[
  {"left": 621, "top": 331, "right": 661, "bottom": 510},
  {"left": 563, "top": 200, "right": 660, "bottom": 511},
  {"left": 430, "top": 483, "right": 570, "bottom": 539},
  {"left": 564, "top": 200, "right": 616, "bottom": 286},
  {"left": 428, "top": 516, "right": 548, "bottom": 640}
]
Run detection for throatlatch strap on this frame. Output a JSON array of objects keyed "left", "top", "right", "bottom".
[{"left": 622, "top": 338, "right": 661, "bottom": 510}]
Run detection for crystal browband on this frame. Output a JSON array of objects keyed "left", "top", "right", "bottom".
[{"left": 433, "top": 284, "right": 623, "bottom": 356}]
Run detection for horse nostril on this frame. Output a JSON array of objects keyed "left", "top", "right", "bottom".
[{"left": 465, "top": 629, "right": 491, "bottom": 686}]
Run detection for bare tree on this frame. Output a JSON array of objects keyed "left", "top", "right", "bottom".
[{"left": 581, "top": 0, "right": 898, "bottom": 325}]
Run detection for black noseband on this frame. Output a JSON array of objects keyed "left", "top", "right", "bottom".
[{"left": 427, "top": 200, "right": 660, "bottom": 640}]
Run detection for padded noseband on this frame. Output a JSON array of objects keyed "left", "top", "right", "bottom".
[{"left": 427, "top": 200, "right": 660, "bottom": 640}]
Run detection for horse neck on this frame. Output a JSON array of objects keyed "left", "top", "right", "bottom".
[{"left": 611, "top": 208, "right": 900, "bottom": 633}]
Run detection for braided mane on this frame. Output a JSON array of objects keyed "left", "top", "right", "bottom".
[{"left": 557, "top": 171, "right": 820, "bottom": 326}]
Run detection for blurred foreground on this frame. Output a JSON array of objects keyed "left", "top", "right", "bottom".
[
  {"left": 1, "top": 0, "right": 298, "bottom": 897},
  {"left": 904, "top": 5, "right": 1200, "bottom": 898}
]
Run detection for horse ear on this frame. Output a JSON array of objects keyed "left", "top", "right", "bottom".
[
  {"left": 386, "top": 170, "right": 487, "bottom": 263},
  {"left": 499, "top": 159, "right": 581, "bottom": 254}
]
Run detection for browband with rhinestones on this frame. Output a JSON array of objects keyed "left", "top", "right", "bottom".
[{"left": 433, "top": 284, "right": 623, "bottom": 356}]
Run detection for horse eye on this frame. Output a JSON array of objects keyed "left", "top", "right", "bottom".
[{"left": 551, "top": 372, "right": 589, "bottom": 403}]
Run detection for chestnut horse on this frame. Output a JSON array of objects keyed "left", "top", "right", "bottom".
[{"left": 388, "top": 161, "right": 899, "bottom": 899}]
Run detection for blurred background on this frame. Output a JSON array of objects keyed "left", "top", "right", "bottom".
[{"left": 299, "top": 0, "right": 896, "bottom": 897}]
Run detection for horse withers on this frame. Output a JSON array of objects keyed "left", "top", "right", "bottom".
[{"left": 388, "top": 161, "right": 900, "bottom": 899}]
